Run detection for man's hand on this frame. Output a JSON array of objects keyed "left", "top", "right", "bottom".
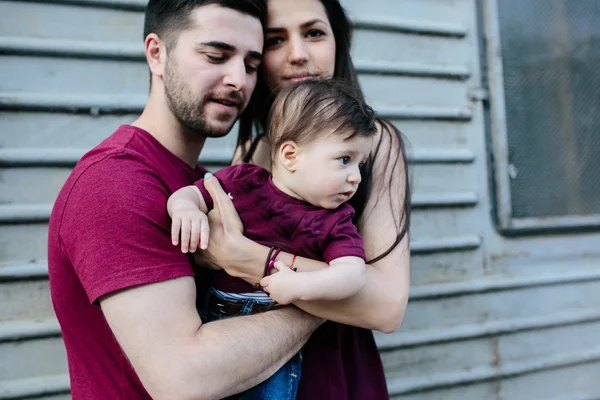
[
  {"left": 170, "top": 199, "right": 210, "bottom": 253},
  {"left": 260, "top": 261, "right": 300, "bottom": 305},
  {"left": 193, "top": 176, "right": 264, "bottom": 283}
]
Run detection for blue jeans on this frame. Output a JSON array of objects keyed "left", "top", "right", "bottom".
[{"left": 200, "top": 288, "right": 302, "bottom": 400}]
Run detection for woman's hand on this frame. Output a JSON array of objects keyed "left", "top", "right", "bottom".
[{"left": 193, "top": 175, "right": 265, "bottom": 284}]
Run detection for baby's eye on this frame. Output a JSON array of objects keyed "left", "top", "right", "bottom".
[{"left": 338, "top": 156, "right": 350, "bottom": 165}]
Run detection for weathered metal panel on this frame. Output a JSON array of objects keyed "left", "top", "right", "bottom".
[{"left": 2, "top": 0, "right": 599, "bottom": 398}]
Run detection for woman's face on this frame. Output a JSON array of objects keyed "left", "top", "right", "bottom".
[{"left": 262, "top": 0, "right": 337, "bottom": 91}]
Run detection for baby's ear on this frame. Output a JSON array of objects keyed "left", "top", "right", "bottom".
[{"left": 278, "top": 141, "right": 300, "bottom": 172}]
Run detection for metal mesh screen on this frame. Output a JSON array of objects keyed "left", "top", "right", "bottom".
[{"left": 497, "top": 0, "right": 600, "bottom": 218}]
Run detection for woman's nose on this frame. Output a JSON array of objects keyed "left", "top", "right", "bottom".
[{"left": 288, "top": 35, "right": 309, "bottom": 64}]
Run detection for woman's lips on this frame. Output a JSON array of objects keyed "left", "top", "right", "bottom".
[{"left": 284, "top": 74, "right": 317, "bottom": 83}]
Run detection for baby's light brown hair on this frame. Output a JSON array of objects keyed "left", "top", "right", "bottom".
[{"left": 267, "top": 79, "right": 377, "bottom": 162}]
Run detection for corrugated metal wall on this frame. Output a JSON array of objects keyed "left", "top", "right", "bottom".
[{"left": 1, "top": 0, "right": 599, "bottom": 399}]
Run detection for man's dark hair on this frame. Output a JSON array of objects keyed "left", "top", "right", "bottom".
[
  {"left": 144, "top": 0, "right": 267, "bottom": 50},
  {"left": 267, "top": 79, "right": 376, "bottom": 161}
]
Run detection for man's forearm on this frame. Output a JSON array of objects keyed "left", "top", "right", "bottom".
[{"left": 177, "top": 307, "right": 322, "bottom": 399}]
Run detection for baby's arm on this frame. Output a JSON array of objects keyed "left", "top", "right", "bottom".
[
  {"left": 167, "top": 185, "right": 210, "bottom": 253},
  {"left": 260, "top": 256, "right": 366, "bottom": 304}
]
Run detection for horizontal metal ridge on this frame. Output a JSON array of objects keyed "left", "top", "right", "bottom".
[
  {"left": 0, "top": 204, "right": 53, "bottom": 223},
  {"left": 9, "top": 0, "right": 146, "bottom": 10},
  {"left": 410, "top": 235, "right": 482, "bottom": 254},
  {"left": 0, "top": 147, "right": 474, "bottom": 166},
  {"left": 0, "top": 263, "right": 49, "bottom": 280},
  {"left": 376, "top": 309, "right": 600, "bottom": 351},
  {"left": 0, "top": 193, "right": 477, "bottom": 224},
  {"left": 0, "top": 196, "right": 476, "bottom": 223},
  {"left": 3, "top": 4, "right": 468, "bottom": 36},
  {"left": 352, "top": 16, "right": 467, "bottom": 38},
  {"left": 410, "top": 268, "right": 600, "bottom": 300},
  {"left": 411, "top": 192, "right": 478, "bottom": 208},
  {"left": 387, "top": 347, "right": 600, "bottom": 395},
  {"left": 0, "top": 92, "right": 473, "bottom": 120},
  {"left": 0, "top": 37, "right": 470, "bottom": 79},
  {"left": 0, "top": 374, "right": 70, "bottom": 400},
  {"left": 0, "top": 147, "right": 232, "bottom": 167},
  {"left": 411, "top": 149, "right": 475, "bottom": 164},
  {"left": 376, "top": 105, "right": 473, "bottom": 121},
  {"left": 0, "top": 36, "right": 143, "bottom": 59},
  {"left": 355, "top": 60, "right": 470, "bottom": 79},
  {"left": 0, "top": 92, "right": 146, "bottom": 113},
  {"left": 0, "top": 319, "right": 61, "bottom": 342}
]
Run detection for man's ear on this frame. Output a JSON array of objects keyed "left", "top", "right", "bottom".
[
  {"left": 145, "top": 33, "right": 166, "bottom": 80},
  {"left": 277, "top": 141, "right": 300, "bottom": 172}
]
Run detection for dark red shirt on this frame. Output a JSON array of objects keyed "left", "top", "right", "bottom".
[
  {"left": 49, "top": 126, "right": 388, "bottom": 399},
  {"left": 48, "top": 125, "right": 205, "bottom": 399},
  {"left": 196, "top": 164, "right": 366, "bottom": 293}
]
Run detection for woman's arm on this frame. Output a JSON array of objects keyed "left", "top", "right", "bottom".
[
  {"left": 259, "top": 256, "right": 366, "bottom": 304},
  {"left": 211, "top": 126, "right": 410, "bottom": 332}
]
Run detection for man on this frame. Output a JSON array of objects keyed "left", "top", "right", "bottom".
[{"left": 48, "top": 1, "right": 321, "bottom": 399}]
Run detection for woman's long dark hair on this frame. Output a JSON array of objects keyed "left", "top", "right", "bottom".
[{"left": 237, "top": 0, "right": 410, "bottom": 263}]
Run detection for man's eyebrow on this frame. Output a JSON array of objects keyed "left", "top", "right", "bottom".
[
  {"left": 199, "top": 41, "right": 235, "bottom": 51},
  {"left": 199, "top": 41, "right": 261, "bottom": 60},
  {"left": 266, "top": 18, "right": 328, "bottom": 34}
]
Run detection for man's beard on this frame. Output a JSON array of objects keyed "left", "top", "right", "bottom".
[{"left": 164, "top": 62, "right": 240, "bottom": 139}]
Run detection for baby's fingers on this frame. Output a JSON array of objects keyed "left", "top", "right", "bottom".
[
  {"left": 199, "top": 215, "right": 210, "bottom": 250},
  {"left": 171, "top": 216, "right": 181, "bottom": 246},
  {"left": 180, "top": 218, "right": 192, "bottom": 253},
  {"left": 189, "top": 218, "right": 201, "bottom": 253}
]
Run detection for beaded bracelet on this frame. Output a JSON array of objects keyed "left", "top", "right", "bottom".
[{"left": 266, "top": 248, "right": 282, "bottom": 276}]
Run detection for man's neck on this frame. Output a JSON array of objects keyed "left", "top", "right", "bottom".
[{"left": 132, "top": 100, "right": 206, "bottom": 168}]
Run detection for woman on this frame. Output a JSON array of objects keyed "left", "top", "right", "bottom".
[{"left": 204, "top": 0, "right": 411, "bottom": 398}]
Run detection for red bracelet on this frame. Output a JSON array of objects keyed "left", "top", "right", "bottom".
[
  {"left": 267, "top": 248, "right": 281, "bottom": 275},
  {"left": 253, "top": 247, "right": 277, "bottom": 289}
]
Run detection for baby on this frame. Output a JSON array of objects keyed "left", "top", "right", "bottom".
[{"left": 167, "top": 79, "right": 376, "bottom": 400}]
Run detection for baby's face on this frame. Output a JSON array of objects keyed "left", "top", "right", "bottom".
[{"left": 293, "top": 132, "right": 373, "bottom": 209}]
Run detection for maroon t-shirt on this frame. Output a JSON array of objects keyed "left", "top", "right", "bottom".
[
  {"left": 49, "top": 126, "right": 388, "bottom": 399},
  {"left": 198, "top": 164, "right": 390, "bottom": 399},
  {"left": 196, "top": 164, "right": 366, "bottom": 293},
  {"left": 48, "top": 125, "right": 206, "bottom": 399}
]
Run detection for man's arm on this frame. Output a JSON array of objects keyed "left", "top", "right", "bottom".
[{"left": 101, "top": 276, "right": 321, "bottom": 400}]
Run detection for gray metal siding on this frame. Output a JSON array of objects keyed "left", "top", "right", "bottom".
[{"left": 1, "top": 0, "right": 599, "bottom": 399}]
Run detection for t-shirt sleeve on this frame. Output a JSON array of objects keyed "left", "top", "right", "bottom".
[
  {"left": 59, "top": 153, "right": 195, "bottom": 304},
  {"left": 322, "top": 208, "right": 366, "bottom": 263}
]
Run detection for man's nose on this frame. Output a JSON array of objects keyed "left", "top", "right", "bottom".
[{"left": 222, "top": 60, "right": 247, "bottom": 91}]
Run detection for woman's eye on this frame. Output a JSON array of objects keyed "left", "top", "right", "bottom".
[
  {"left": 265, "top": 36, "right": 284, "bottom": 48},
  {"left": 306, "top": 29, "right": 325, "bottom": 39},
  {"left": 338, "top": 156, "right": 350, "bottom": 165},
  {"left": 246, "top": 64, "right": 258, "bottom": 73}
]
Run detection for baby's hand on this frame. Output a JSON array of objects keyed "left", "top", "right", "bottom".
[
  {"left": 170, "top": 199, "right": 210, "bottom": 253},
  {"left": 260, "top": 261, "right": 299, "bottom": 305}
]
